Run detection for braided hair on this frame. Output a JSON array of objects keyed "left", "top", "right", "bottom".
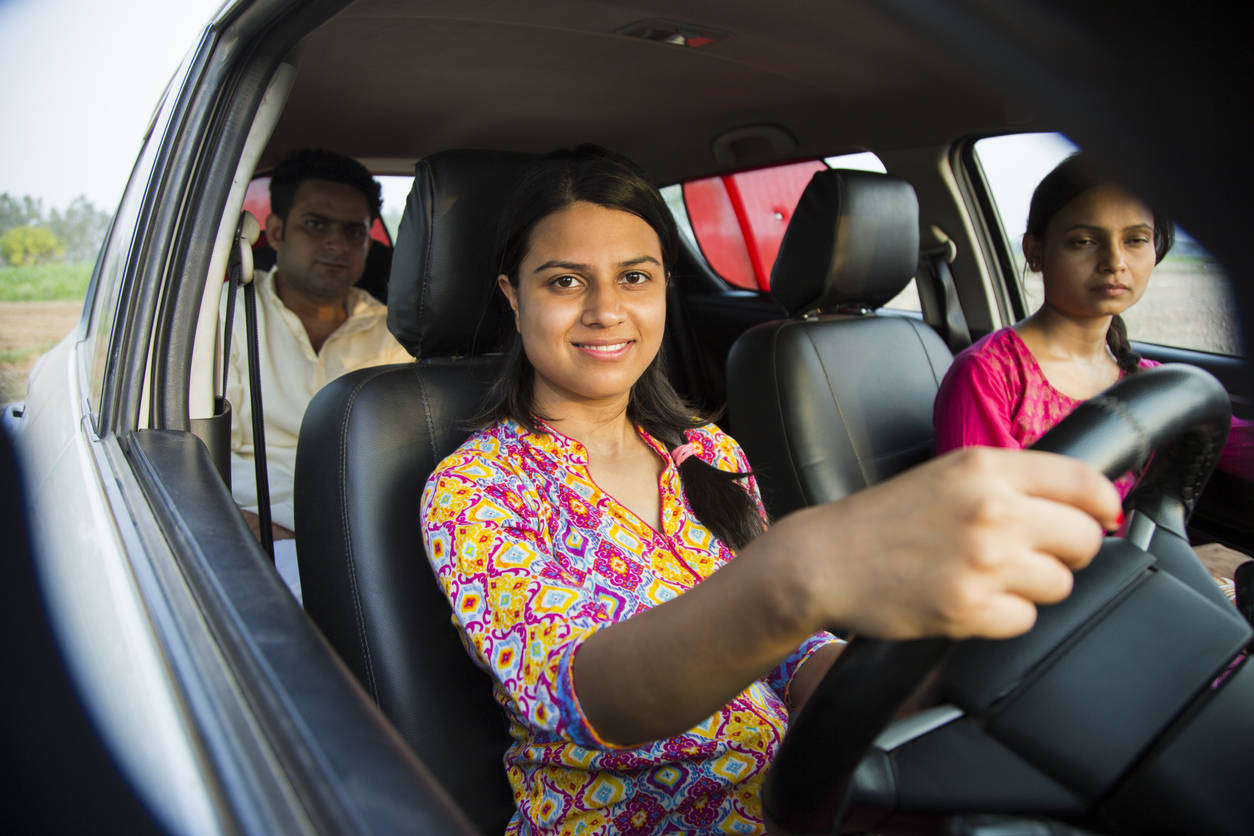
[{"left": 1025, "top": 153, "right": 1174, "bottom": 376}]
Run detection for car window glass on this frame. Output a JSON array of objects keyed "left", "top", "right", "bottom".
[
  {"left": 665, "top": 152, "right": 919, "bottom": 312},
  {"left": 973, "top": 132, "right": 1244, "bottom": 357},
  {"left": 376, "top": 176, "right": 413, "bottom": 242},
  {"left": 675, "top": 159, "right": 825, "bottom": 291},
  {"left": 86, "top": 98, "right": 170, "bottom": 427}
]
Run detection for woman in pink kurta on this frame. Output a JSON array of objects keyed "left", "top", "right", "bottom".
[
  {"left": 419, "top": 147, "right": 1124, "bottom": 835},
  {"left": 934, "top": 327, "right": 1253, "bottom": 499},
  {"left": 934, "top": 153, "right": 1251, "bottom": 592}
]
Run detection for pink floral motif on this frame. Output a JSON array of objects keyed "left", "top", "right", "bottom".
[
  {"left": 593, "top": 540, "right": 644, "bottom": 590},
  {"left": 678, "top": 776, "right": 728, "bottom": 829},
  {"left": 613, "top": 795, "right": 667, "bottom": 835}
]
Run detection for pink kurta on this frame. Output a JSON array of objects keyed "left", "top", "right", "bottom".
[{"left": 933, "top": 327, "right": 1253, "bottom": 499}]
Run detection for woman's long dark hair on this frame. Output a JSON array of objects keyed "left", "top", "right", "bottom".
[
  {"left": 1025, "top": 153, "right": 1175, "bottom": 376},
  {"left": 478, "top": 145, "right": 765, "bottom": 550}
]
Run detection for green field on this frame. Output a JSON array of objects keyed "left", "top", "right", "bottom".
[{"left": 0, "top": 261, "right": 93, "bottom": 302}]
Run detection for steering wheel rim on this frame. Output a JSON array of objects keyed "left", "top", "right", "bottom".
[{"left": 762, "top": 364, "right": 1234, "bottom": 835}]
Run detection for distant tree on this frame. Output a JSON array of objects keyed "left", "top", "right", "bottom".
[
  {"left": 47, "top": 196, "right": 111, "bottom": 262},
  {"left": 0, "top": 225, "right": 64, "bottom": 266},
  {"left": 0, "top": 194, "right": 110, "bottom": 263},
  {"left": 0, "top": 193, "right": 45, "bottom": 236}
]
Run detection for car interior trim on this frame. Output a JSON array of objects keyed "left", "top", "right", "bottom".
[
  {"left": 125, "top": 428, "right": 477, "bottom": 833},
  {"left": 871, "top": 704, "right": 964, "bottom": 751},
  {"left": 191, "top": 61, "right": 298, "bottom": 424}
]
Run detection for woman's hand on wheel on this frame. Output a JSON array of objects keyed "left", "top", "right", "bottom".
[{"left": 775, "top": 446, "right": 1122, "bottom": 643}]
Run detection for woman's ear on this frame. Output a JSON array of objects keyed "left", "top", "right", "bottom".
[
  {"left": 1022, "top": 233, "right": 1043, "bottom": 272},
  {"left": 497, "top": 275, "right": 520, "bottom": 326}
]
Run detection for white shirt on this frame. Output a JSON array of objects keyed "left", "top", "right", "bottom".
[{"left": 223, "top": 267, "right": 413, "bottom": 533}]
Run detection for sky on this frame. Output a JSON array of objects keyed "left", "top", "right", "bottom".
[{"left": 0, "top": 0, "right": 226, "bottom": 212}]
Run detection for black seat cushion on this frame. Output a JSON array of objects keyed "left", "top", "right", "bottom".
[
  {"left": 297, "top": 359, "right": 513, "bottom": 831},
  {"left": 295, "top": 150, "right": 537, "bottom": 833},
  {"left": 728, "top": 314, "right": 952, "bottom": 517},
  {"left": 727, "top": 169, "right": 951, "bottom": 519}
]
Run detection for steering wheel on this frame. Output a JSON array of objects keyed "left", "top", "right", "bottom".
[{"left": 762, "top": 364, "right": 1241, "bottom": 835}]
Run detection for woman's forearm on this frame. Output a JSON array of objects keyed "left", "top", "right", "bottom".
[
  {"left": 573, "top": 447, "right": 1121, "bottom": 747},
  {"left": 573, "top": 517, "right": 821, "bottom": 746}
]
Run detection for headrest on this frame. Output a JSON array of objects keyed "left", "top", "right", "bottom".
[
  {"left": 770, "top": 169, "right": 920, "bottom": 316},
  {"left": 388, "top": 150, "right": 537, "bottom": 358}
]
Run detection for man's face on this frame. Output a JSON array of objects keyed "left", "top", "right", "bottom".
[{"left": 266, "top": 179, "right": 372, "bottom": 302}]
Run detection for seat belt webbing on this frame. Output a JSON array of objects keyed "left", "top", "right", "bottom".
[
  {"left": 223, "top": 213, "right": 274, "bottom": 561},
  {"left": 920, "top": 237, "right": 971, "bottom": 354}
]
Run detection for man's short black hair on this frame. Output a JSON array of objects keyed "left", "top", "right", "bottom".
[{"left": 269, "top": 149, "right": 383, "bottom": 221}]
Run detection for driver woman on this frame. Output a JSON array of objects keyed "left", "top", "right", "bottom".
[{"left": 420, "top": 146, "right": 1120, "bottom": 835}]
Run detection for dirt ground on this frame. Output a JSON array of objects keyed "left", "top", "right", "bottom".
[{"left": 0, "top": 301, "right": 83, "bottom": 404}]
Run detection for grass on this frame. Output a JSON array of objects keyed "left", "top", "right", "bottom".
[
  {"left": 1, "top": 343, "right": 59, "bottom": 364},
  {"left": 0, "top": 261, "right": 93, "bottom": 302}
]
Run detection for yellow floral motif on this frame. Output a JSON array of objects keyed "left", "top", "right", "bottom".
[
  {"left": 489, "top": 572, "right": 535, "bottom": 630},
  {"left": 582, "top": 773, "right": 627, "bottom": 808},
  {"left": 548, "top": 765, "right": 591, "bottom": 795}
]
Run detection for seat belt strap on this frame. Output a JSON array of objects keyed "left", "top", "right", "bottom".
[
  {"left": 224, "top": 213, "right": 274, "bottom": 561},
  {"left": 243, "top": 278, "right": 274, "bottom": 561},
  {"left": 920, "top": 236, "right": 971, "bottom": 354}
]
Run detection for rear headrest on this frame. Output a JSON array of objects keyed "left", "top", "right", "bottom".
[
  {"left": 388, "top": 150, "right": 537, "bottom": 358},
  {"left": 770, "top": 169, "right": 920, "bottom": 317}
]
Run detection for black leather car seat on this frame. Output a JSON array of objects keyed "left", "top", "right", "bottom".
[
  {"left": 294, "top": 150, "right": 535, "bottom": 834},
  {"left": 726, "top": 169, "right": 952, "bottom": 519}
]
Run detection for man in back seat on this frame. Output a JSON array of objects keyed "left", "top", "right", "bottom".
[{"left": 223, "top": 149, "right": 412, "bottom": 599}]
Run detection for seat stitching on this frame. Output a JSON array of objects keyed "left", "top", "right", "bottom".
[
  {"left": 864, "top": 319, "right": 945, "bottom": 469},
  {"left": 804, "top": 325, "right": 875, "bottom": 490},
  {"left": 907, "top": 319, "right": 949, "bottom": 387},
  {"left": 415, "top": 169, "right": 433, "bottom": 334},
  {"left": 417, "top": 372, "right": 440, "bottom": 492},
  {"left": 337, "top": 369, "right": 381, "bottom": 699},
  {"left": 770, "top": 326, "right": 807, "bottom": 508}
]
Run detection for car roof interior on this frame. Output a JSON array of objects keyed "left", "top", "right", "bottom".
[{"left": 261, "top": 0, "right": 1043, "bottom": 182}]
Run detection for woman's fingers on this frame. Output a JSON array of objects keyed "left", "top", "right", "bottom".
[
  {"left": 1000, "top": 449, "right": 1123, "bottom": 532},
  {"left": 1009, "top": 493, "right": 1110, "bottom": 573},
  {"left": 955, "top": 591, "right": 1041, "bottom": 640},
  {"left": 807, "top": 447, "right": 1120, "bottom": 642},
  {"left": 997, "top": 546, "right": 1078, "bottom": 606}
]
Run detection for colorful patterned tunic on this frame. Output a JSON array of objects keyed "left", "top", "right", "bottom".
[{"left": 421, "top": 419, "right": 836, "bottom": 835}]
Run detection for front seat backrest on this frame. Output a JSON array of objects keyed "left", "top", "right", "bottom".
[
  {"left": 294, "top": 150, "right": 535, "bottom": 834},
  {"left": 726, "top": 169, "right": 952, "bottom": 519}
]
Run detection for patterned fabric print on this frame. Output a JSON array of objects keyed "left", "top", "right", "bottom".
[
  {"left": 933, "top": 327, "right": 1152, "bottom": 497},
  {"left": 421, "top": 419, "right": 836, "bottom": 835}
]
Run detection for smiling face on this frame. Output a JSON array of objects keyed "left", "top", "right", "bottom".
[
  {"left": 1024, "top": 184, "right": 1157, "bottom": 321},
  {"left": 498, "top": 201, "right": 668, "bottom": 416},
  {"left": 266, "top": 178, "right": 372, "bottom": 303}
]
